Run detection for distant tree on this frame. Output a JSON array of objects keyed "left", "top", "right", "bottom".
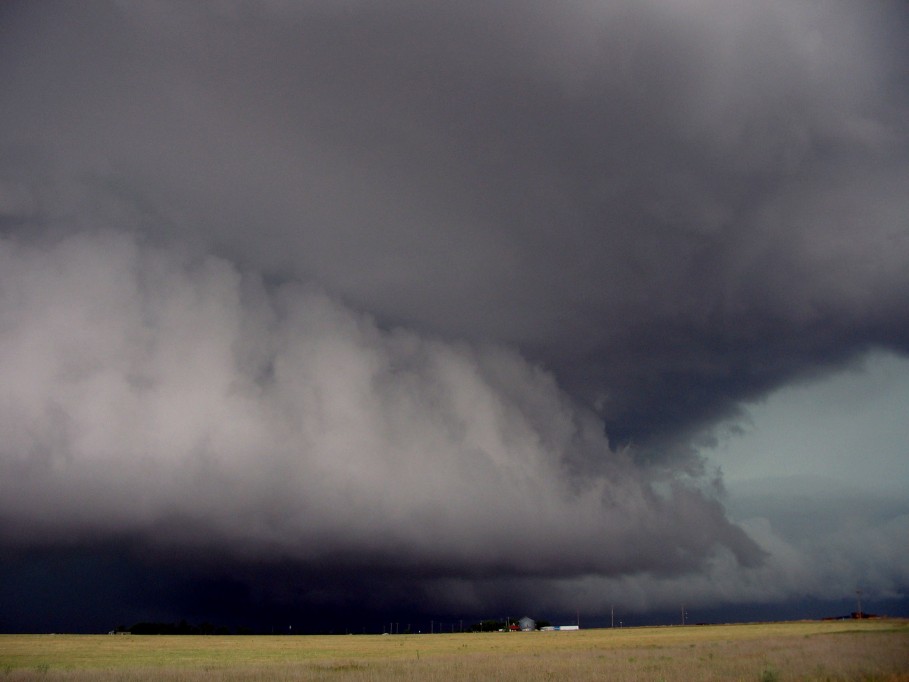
[
  {"left": 129, "top": 622, "right": 163, "bottom": 634},
  {"left": 471, "top": 619, "right": 506, "bottom": 632}
]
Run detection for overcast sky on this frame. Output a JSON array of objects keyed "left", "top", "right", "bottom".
[{"left": 1, "top": 0, "right": 907, "bottom": 632}]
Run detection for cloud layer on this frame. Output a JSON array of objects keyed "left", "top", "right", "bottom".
[
  {"left": 1, "top": 0, "right": 908, "bottom": 625},
  {"left": 3, "top": 1, "right": 907, "bottom": 449}
]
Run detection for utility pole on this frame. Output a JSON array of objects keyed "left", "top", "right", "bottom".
[
  {"left": 611, "top": 605, "right": 614, "bottom": 628},
  {"left": 856, "top": 589, "right": 863, "bottom": 619}
]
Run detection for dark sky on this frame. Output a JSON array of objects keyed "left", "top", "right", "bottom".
[{"left": 1, "top": 1, "right": 907, "bottom": 632}]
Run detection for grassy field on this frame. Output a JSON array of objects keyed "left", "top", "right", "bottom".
[{"left": 1, "top": 619, "right": 906, "bottom": 680}]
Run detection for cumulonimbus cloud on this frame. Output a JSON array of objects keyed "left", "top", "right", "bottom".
[{"left": 0, "top": 0, "right": 907, "bottom": 624}]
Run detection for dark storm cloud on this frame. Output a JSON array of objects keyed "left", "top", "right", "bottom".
[
  {"left": 3, "top": 0, "right": 907, "bottom": 448},
  {"left": 1, "top": 0, "right": 908, "bottom": 623}
]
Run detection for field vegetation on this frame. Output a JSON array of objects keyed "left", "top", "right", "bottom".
[{"left": 1, "top": 619, "right": 906, "bottom": 681}]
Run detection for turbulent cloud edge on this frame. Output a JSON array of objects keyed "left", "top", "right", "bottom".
[{"left": 0, "top": 229, "right": 759, "bottom": 578}]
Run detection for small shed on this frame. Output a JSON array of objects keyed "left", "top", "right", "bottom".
[{"left": 519, "top": 616, "right": 536, "bottom": 631}]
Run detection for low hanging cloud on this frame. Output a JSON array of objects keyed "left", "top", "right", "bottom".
[{"left": 0, "top": 229, "right": 759, "bottom": 580}]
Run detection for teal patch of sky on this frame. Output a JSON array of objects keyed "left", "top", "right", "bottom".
[{"left": 708, "top": 350, "right": 909, "bottom": 494}]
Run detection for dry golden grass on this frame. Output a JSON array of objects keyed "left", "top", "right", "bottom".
[{"left": 1, "top": 619, "right": 906, "bottom": 681}]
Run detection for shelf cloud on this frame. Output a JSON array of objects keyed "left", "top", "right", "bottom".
[{"left": 0, "top": 230, "right": 759, "bottom": 573}]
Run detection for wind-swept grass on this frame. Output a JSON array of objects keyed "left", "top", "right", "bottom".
[{"left": 1, "top": 619, "right": 906, "bottom": 680}]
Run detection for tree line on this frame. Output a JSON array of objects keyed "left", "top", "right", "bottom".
[{"left": 114, "top": 620, "right": 253, "bottom": 635}]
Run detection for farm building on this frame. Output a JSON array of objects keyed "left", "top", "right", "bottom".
[{"left": 519, "top": 617, "right": 535, "bottom": 631}]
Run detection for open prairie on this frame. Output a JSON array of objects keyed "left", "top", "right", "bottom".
[{"left": 1, "top": 619, "right": 907, "bottom": 681}]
